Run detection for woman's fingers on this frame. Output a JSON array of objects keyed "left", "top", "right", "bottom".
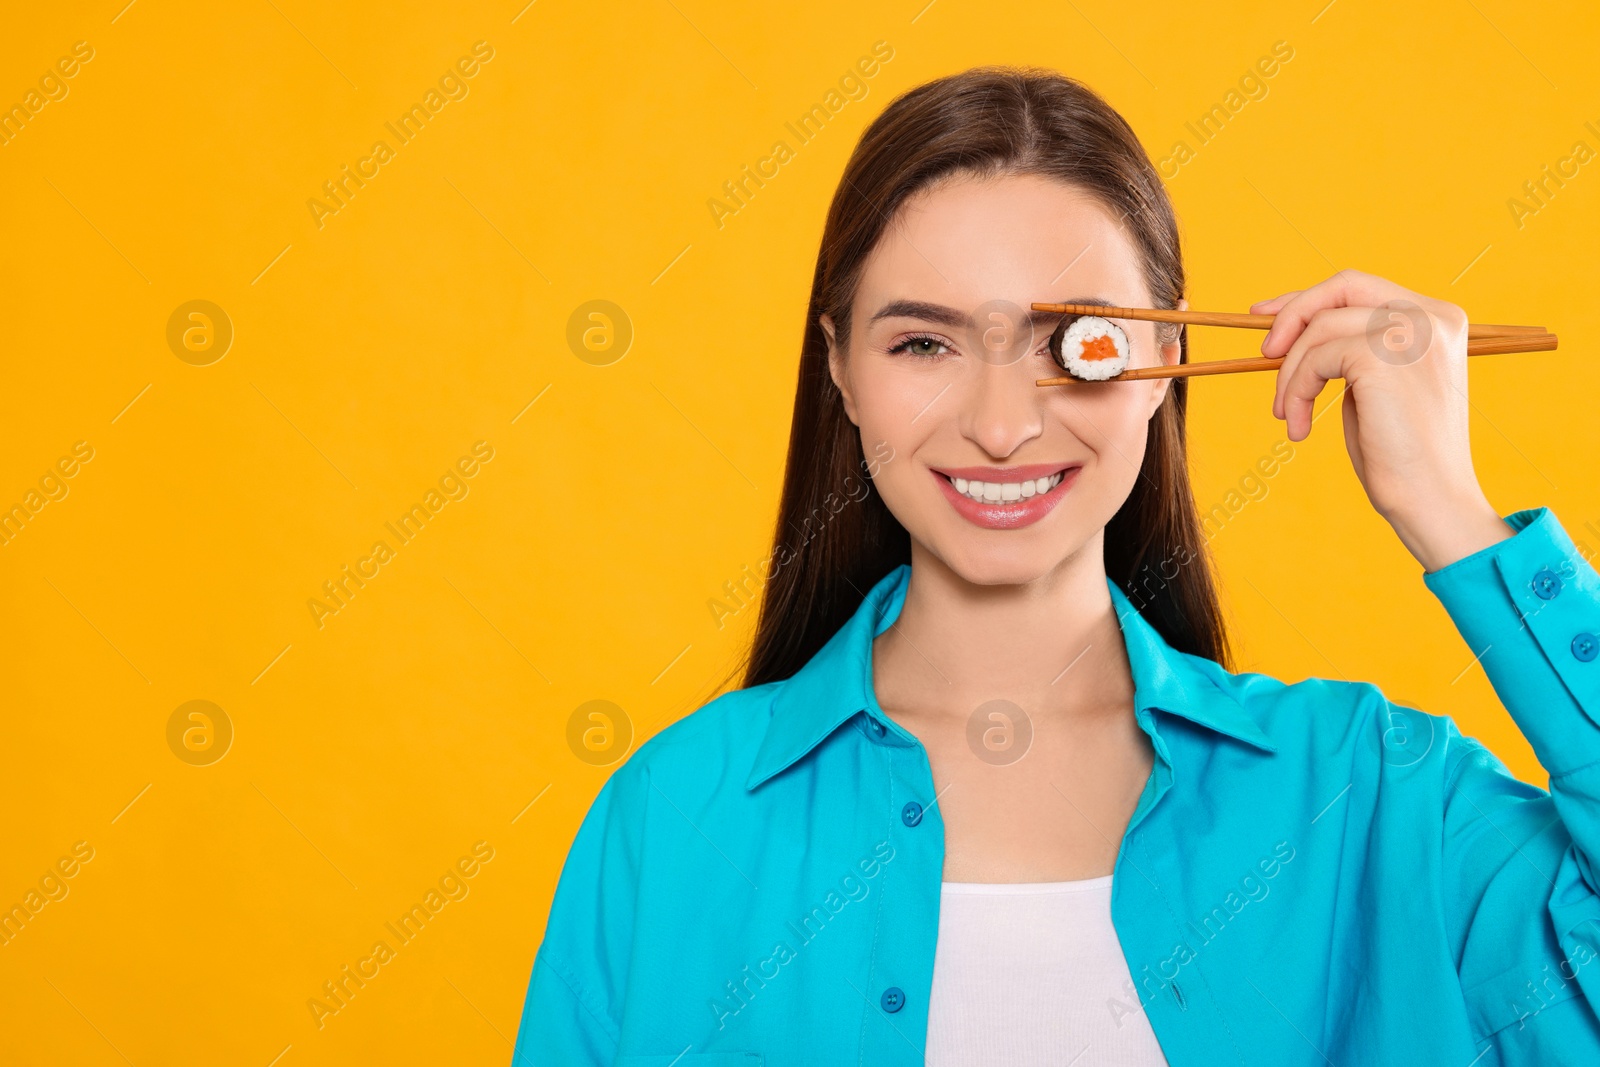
[
  {"left": 1249, "top": 290, "right": 1302, "bottom": 314},
  {"left": 1270, "top": 306, "right": 1369, "bottom": 422},
  {"left": 1259, "top": 269, "right": 1412, "bottom": 358},
  {"left": 1278, "top": 333, "right": 1360, "bottom": 441},
  {"left": 1245, "top": 269, "right": 1487, "bottom": 565}
]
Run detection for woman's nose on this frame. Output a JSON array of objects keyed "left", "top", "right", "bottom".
[{"left": 962, "top": 357, "right": 1045, "bottom": 459}]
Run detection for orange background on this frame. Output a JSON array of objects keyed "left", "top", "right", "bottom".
[{"left": 1, "top": 1, "right": 1596, "bottom": 1063}]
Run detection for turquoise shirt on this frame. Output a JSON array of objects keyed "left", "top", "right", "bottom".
[{"left": 513, "top": 507, "right": 1600, "bottom": 1065}]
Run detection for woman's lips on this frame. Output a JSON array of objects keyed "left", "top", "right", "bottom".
[{"left": 930, "top": 465, "right": 1081, "bottom": 530}]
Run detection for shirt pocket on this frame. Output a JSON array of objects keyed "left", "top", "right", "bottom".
[{"left": 613, "top": 1056, "right": 763, "bottom": 1067}]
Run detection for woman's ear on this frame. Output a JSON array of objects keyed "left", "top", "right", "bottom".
[
  {"left": 822, "top": 313, "right": 859, "bottom": 426},
  {"left": 1145, "top": 296, "right": 1187, "bottom": 417}
]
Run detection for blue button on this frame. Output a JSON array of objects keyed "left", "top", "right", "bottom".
[
  {"left": 1574, "top": 633, "right": 1598, "bottom": 662},
  {"left": 1533, "top": 569, "right": 1563, "bottom": 600},
  {"left": 870, "top": 717, "right": 886, "bottom": 737},
  {"left": 901, "top": 801, "right": 923, "bottom": 826},
  {"left": 880, "top": 986, "right": 905, "bottom": 1013}
]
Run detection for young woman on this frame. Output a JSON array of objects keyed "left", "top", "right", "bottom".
[{"left": 512, "top": 68, "right": 1600, "bottom": 1066}]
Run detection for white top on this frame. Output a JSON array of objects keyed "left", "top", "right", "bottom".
[{"left": 925, "top": 876, "right": 1170, "bottom": 1066}]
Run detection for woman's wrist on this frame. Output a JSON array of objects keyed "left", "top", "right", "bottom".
[{"left": 1386, "top": 490, "right": 1512, "bottom": 574}]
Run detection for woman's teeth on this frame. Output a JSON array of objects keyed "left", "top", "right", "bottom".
[{"left": 948, "top": 470, "right": 1066, "bottom": 505}]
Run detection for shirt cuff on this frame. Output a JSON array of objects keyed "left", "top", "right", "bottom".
[{"left": 1423, "top": 507, "right": 1600, "bottom": 778}]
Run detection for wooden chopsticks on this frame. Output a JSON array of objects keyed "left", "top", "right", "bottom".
[{"left": 1032, "top": 301, "right": 1559, "bottom": 383}]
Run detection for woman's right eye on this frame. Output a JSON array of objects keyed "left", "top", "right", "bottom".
[{"left": 888, "top": 334, "right": 952, "bottom": 358}]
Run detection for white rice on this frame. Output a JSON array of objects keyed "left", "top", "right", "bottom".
[{"left": 1056, "top": 315, "right": 1131, "bottom": 380}]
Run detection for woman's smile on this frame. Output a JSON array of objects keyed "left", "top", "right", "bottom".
[{"left": 929, "top": 461, "right": 1082, "bottom": 529}]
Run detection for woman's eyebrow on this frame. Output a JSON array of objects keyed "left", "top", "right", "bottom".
[
  {"left": 867, "top": 297, "right": 1118, "bottom": 330},
  {"left": 868, "top": 299, "right": 968, "bottom": 328}
]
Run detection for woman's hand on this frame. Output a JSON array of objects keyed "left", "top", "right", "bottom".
[{"left": 1250, "top": 269, "right": 1512, "bottom": 573}]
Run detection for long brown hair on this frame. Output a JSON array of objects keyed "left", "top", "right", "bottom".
[{"left": 722, "top": 65, "right": 1230, "bottom": 698}]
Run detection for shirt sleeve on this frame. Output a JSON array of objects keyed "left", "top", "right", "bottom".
[
  {"left": 1422, "top": 506, "right": 1600, "bottom": 1062},
  {"left": 511, "top": 762, "right": 645, "bottom": 1066}
]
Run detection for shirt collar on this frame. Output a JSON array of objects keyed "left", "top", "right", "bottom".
[{"left": 745, "top": 562, "right": 1276, "bottom": 791}]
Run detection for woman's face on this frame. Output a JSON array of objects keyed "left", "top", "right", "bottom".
[{"left": 824, "top": 171, "right": 1183, "bottom": 586}]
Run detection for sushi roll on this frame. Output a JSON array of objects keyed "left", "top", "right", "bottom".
[{"left": 1051, "top": 314, "right": 1131, "bottom": 380}]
